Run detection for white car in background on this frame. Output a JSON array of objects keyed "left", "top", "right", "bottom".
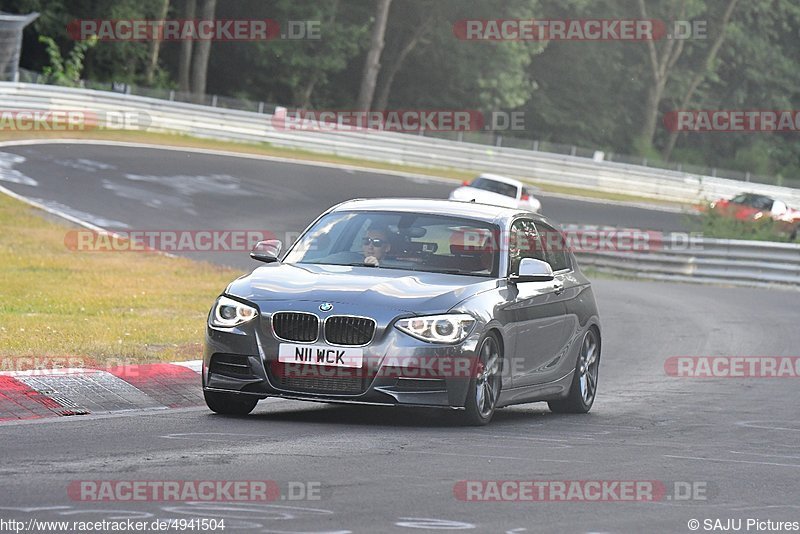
[{"left": 449, "top": 174, "right": 542, "bottom": 212}]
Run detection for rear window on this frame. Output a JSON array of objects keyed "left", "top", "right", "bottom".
[{"left": 470, "top": 177, "right": 518, "bottom": 199}]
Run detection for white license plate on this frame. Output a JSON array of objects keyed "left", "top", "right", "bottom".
[{"left": 278, "top": 343, "right": 363, "bottom": 368}]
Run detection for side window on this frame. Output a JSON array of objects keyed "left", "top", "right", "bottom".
[
  {"left": 535, "top": 221, "right": 571, "bottom": 272},
  {"left": 508, "top": 219, "right": 545, "bottom": 274}
]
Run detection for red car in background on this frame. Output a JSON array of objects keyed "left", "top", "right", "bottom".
[{"left": 710, "top": 193, "right": 800, "bottom": 240}]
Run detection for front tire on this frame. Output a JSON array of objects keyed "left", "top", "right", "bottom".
[
  {"left": 548, "top": 328, "right": 600, "bottom": 414},
  {"left": 461, "top": 333, "right": 503, "bottom": 426},
  {"left": 204, "top": 390, "right": 258, "bottom": 415}
]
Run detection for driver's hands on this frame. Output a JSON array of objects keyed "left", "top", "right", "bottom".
[{"left": 363, "top": 256, "right": 379, "bottom": 266}]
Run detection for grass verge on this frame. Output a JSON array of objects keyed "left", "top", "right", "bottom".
[{"left": 0, "top": 191, "right": 238, "bottom": 364}]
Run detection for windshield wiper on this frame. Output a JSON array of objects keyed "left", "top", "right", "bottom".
[{"left": 342, "top": 262, "right": 379, "bottom": 268}]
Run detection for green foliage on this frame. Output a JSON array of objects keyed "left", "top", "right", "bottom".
[
  {"left": 7, "top": 0, "right": 800, "bottom": 183},
  {"left": 732, "top": 140, "right": 773, "bottom": 177},
  {"left": 693, "top": 204, "right": 795, "bottom": 242},
  {"left": 38, "top": 34, "right": 97, "bottom": 86}
]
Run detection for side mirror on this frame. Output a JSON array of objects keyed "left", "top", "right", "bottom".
[
  {"left": 511, "top": 258, "right": 554, "bottom": 283},
  {"left": 250, "top": 239, "right": 282, "bottom": 263}
]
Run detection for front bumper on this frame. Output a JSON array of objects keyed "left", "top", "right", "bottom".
[{"left": 203, "top": 306, "right": 483, "bottom": 409}]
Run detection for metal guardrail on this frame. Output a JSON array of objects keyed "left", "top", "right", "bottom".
[
  {"left": 563, "top": 225, "right": 800, "bottom": 289},
  {"left": 3, "top": 82, "right": 800, "bottom": 208},
  {"left": 1, "top": 83, "right": 799, "bottom": 289},
  {"left": 16, "top": 68, "right": 795, "bottom": 189}
]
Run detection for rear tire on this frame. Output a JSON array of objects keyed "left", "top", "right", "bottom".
[
  {"left": 548, "top": 328, "right": 600, "bottom": 414},
  {"left": 461, "top": 333, "right": 503, "bottom": 426},
  {"left": 204, "top": 390, "right": 258, "bottom": 415}
]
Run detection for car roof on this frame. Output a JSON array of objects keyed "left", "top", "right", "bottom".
[
  {"left": 331, "top": 198, "right": 541, "bottom": 225},
  {"left": 475, "top": 173, "right": 523, "bottom": 187},
  {"left": 735, "top": 192, "right": 774, "bottom": 201}
]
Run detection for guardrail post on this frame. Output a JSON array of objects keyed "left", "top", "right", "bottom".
[
  {"left": 258, "top": 102, "right": 264, "bottom": 113},
  {"left": 495, "top": 135, "right": 502, "bottom": 147},
  {"left": 168, "top": 90, "right": 175, "bottom": 101},
  {"left": 211, "top": 95, "right": 218, "bottom": 107}
]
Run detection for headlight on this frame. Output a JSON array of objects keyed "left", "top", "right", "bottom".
[
  {"left": 395, "top": 314, "right": 476, "bottom": 344},
  {"left": 210, "top": 296, "right": 258, "bottom": 328}
]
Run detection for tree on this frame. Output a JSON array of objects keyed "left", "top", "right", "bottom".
[
  {"left": 38, "top": 34, "right": 97, "bottom": 86},
  {"left": 636, "top": 0, "right": 740, "bottom": 155},
  {"left": 637, "top": 0, "right": 688, "bottom": 154},
  {"left": 177, "top": 0, "right": 195, "bottom": 93},
  {"left": 144, "top": 0, "right": 171, "bottom": 85},
  {"left": 373, "top": 0, "right": 541, "bottom": 114},
  {"left": 190, "top": 0, "right": 216, "bottom": 101},
  {"left": 373, "top": 2, "right": 433, "bottom": 111},
  {"left": 239, "top": 0, "right": 368, "bottom": 108},
  {"left": 661, "top": 0, "right": 739, "bottom": 160},
  {"left": 667, "top": 0, "right": 800, "bottom": 180},
  {"left": 356, "top": 0, "right": 392, "bottom": 110}
]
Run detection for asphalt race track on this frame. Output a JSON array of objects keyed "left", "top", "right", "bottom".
[
  {"left": 0, "top": 142, "right": 691, "bottom": 270},
  {"left": 2, "top": 142, "right": 799, "bottom": 533}
]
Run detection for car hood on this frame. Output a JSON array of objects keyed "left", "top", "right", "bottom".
[
  {"left": 450, "top": 186, "right": 518, "bottom": 207},
  {"left": 226, "top": 262, "right": 497, "bottom": 314}
]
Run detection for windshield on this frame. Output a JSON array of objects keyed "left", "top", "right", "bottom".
[
  {"left": 732, "top": 194, "right": 773, "bottom": 210},
  {"left": 470, "top": 178, "right": 519, "bottom": 198},
  {"left": 284, "top": 211, "right": 499, "bottom": 277}
]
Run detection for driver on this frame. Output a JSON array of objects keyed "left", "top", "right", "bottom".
[{"left": 361, "top": 226, "right": 392, "bottom": 266}]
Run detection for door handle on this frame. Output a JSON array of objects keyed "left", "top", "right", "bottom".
[{"left": 553, "top": 282, "right": 564, "bottom": 295}]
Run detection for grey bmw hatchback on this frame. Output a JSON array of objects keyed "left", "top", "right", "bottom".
[{"left": 203, "top": 198, "right": 601, "bottom": 425}]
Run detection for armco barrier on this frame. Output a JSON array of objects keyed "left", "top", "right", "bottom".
[
  {"left": 564, "top": 226, "right": 800, "bottom": 288},
  {"left": 2, "top": 82, "right": 800, "bottom": 207}
]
